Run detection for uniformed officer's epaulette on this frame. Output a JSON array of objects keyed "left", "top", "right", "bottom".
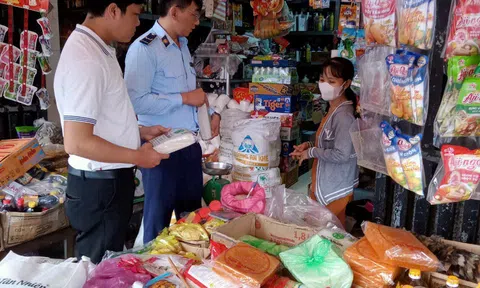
[
  {"left": 140, "top": 33, "right": 157, "bottom": 45},
  {"left": 161, "top": 35, "right": 170, "bottom": 48}
]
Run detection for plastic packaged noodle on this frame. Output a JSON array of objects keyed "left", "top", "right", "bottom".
[
  {"left": 344, "top": 238, "right": 402, "bottom": 286},
  {"left": 279, "top": 235, "right": 353, "bottom": 288},
  {"left": 168, "top": 223, "right": 209, "bottom": 242},
  {"left": 239, "top": 235, "right": 289, "bottom": 257},
  {"left": 396, "top": 131, "right": 424, "bottom": 195},
  {"left": 380, "top": 121, "right": 408, "bottom": 188},
  {"left": 150, "top": 128, "right": 196, "bottom": 154},
  {"left": 362, "top": 221, "right": 440, "bottom": 271},
  {"left": 213, "top": 242, "right": 280, "bottom": 288},
  {"left": 317, "top": 223, "right": 357, "bottom": 255}
]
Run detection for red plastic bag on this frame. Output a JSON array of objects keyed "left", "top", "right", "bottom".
[{"left": 210, "top": 240, "right": 228, "bottom": 260}]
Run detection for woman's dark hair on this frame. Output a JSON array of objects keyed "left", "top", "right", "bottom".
[
  {"left": 85, "top": 0, "right": 144, "bottom": 17},
  {"left": 321, "top": 57, "right": 359, "bottom": 118}
]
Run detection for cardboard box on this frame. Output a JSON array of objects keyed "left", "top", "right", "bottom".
[
  {"left": 426, "top": 239, "right": 480, "bottom": 288},
  {"left": 212, "top": 213, "right": 315, "bottom": 248},
  {"left": 280, "top": 156, "right": 298, "bottom": 173},
  {"left": 254, "top": 95, "right": 297, "bottom": 113},
  {"left": 281, "top": 165, "right": 299, "bottom": 188},
  {"left": 280, "top": 126, "right": 300, "bottom": 141},
  {"left": 180, "top": 242, "right": 211, "bottom": 259},
  {"left": 250, "top": 111, "right": 298, "bottom": 128},
  {"left": 0, "top": 138, "right": 45, "bottom": 188},
  {"left": 0, "top": 204, "right": 69, "bottom": 249},
  {"left": 249, "top": 83, "right": 293, "bottom": 96}
]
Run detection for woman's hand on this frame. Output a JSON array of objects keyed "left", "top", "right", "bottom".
[
  {"left": 290, "top": 149, "right": 309, "bottom": 166},
  {"left": 292, "top": 142, "right": 310, "bottom": 153}
]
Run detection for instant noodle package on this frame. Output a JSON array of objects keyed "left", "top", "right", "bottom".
[
  {"left": 428, "top": 145, "right": 480, "bottom": 204},
  {"left": 444, "top": 0, "right": 480, "bottom": 58},
  {"left": 362, "top": 221, "right": 440, "bottom": 271},
  {"left": 380, "top": 121, "right": 424, "bottom": 195},
  {"left": 344, "top": 238, "right": 402, "bottom": 287},
  {"left": 398, "top": 0, "right": 436, "bottom": 50}
]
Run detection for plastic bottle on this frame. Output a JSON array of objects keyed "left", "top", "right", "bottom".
[
  {"left": 440, "top": 276, "right": 459, "bottom": 288},
  {"left": 397, "top": 269, "right": 428, "bottom": 288},
  {"left": 26, "top": 201, "right": 37, "bottom": 213},
  {"left": 1, "top": 199, "right": 14, "bottom": 212},
  {"left": 305, "top": 43, "right": 311, "bottom": 63},
  {"left": 329, "top": 12, "right": 335, "bottom": 31},
  {"left": 16, "top": 197, "right": 25, "bottom": 212},
  {"left": 292, "top": 12, "right": 297, "bottom": 31},
  {"left": 319, "top": 14, "right": 324, "bottom": 31}
]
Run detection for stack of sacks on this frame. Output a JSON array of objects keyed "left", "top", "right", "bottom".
[
  {"left": 231, "top": 118, "right": 282, "bottom": 198},
  {"left": 344, "top": 221, "right": 440, "bottom": 288},
  {"left": 250, "top": 83, "right": 300, "bottom": 187}
]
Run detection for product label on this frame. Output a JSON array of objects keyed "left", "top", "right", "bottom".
[
  {"left": 445, "top": 0, "right": 480, "bottom": 58},
  {"left": 454, "top": 78, "right": 480, "bottom": 136},
  {"left": 362, "top": 0, "right": 396, "bottom": 46}
]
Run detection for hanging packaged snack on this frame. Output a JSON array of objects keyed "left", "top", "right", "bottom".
[
  {"left": 35, "top": 88, "right": 50, "bottom": 110},
  {"left": 339, "top": 4, "right": 359, "bottom": 35},
  {"left": 20, "top": 31, "right": 39, "bottom": 51},
  {"left": 398, "top": 0, "right": 436, "bottom": 50},
  {"left": 380, "top": 121, "right": 408, "bottom": 188},
  {"left": 344, "top": 238, "right": 402, "bottom": 287},
  {"left": 18, "top": 66, "right": 37, "bottom": 86},
  {"left": 0, "top": 45, "right": 21, "bottom": 63},
  {"left": 428, "top": 145, "right": 480, "bottom": 205},
  {"left": 444, "top": 0, "right": 480, "bottom": 58},
  {"left": 19, "top": 50, "right": 39, "bottom": 69},
  {"left": 362, "top": 0, "right": 396, "bottom": 47},
  {"left": 396, "top": 131, "right": 424, "bottom": 195},
  {"left": 0, "top": 25, "right": 8, "bottom": 43},
  {"left": 37, "top": 54, "right": 52, "bottom": 75},
  {"left": 453, "top": 77, "right": 480, "bottom": 137},
  {"left": 434, "top": 56, "right": 480, "bottom": 142},
  {"left": 386, "top": 53, "right": 416, "bottom": 123},
  {"left": 3, "top": 81, "right": 19, "bottom": 101},
  {"left": 39, "top": 35, "right": 53, "bottom": 57},
  {"left": 16, "top": 84, "right": 38, "bottom": 106},
  {"left": 0, "top": 77, "right": 7, "bottom": 97},
  {"left": 37, "top": 17, "right": 53, "bottom": 39},
  {"left": 4, "top": 63, "right": 21, "bottom": 82},
  {"left": 411, "top": 54, "right": 429, "bottom": 125},
  {"left": 362, "top": 221, "right": 440, "bottom": 271}
]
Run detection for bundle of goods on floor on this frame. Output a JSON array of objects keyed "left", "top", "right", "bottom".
[
  {"left": 0, "top": 120, "right": 69, "bottom": 251},
  {"left": 2, "top": 185, "right": 478, "bottom": 288}
]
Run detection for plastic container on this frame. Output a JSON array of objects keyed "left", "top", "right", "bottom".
[
  {"left": 396, "top": 269, "right": 428, "bottom": 288},
  {"left": 150, "top": 128, "right": 197, "bottom": 154},
  {"left": 198, "top": 104, "right": 212, "bottom": 140},
  {"left": 439, "top": 276, "right": 460, "bottom": 288}
]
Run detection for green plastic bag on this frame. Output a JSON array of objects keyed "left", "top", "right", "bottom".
[
  {"left": 239, "top": 235, "right": 289, "bottom": 257},
  {"left": 279, "top": 235, "right": 353, "bottom": 288}
]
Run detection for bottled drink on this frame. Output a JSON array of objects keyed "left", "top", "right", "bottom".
[
  {"left": 305, "top": 43, "right": 311, "bottom": 63},
  {"left": 26, "top": 201, "right": 38, "bottom": 213},
  {"left": 1, "top": 199, "right": 15, "bottom": 212},
  {"left": 318, "top": 14, "right": 324, "bottom": 31},
  {"left": 440, "top": 276, "right": 459, "bottom": 288},
  {"left": 396, "top": 269, "right": 428, "bottom": 288},
  {"left": 16, "top": 197, "right": 25, "bottom": 212}
]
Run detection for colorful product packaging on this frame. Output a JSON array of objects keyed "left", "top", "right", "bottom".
[
  {"left": 37, "top": 54, "right": 52, "bottom": 74},
  {"left": 19, "top": 49, "right": 39, "bottom": 68},
  {"left": 444, "top": 0, "right": 480, "bottom": 58},
  {"left": 16, "top": 84, "right": 38, "bottom": 106},
  {"left": 251, "top": 111, "right": 298, "bottom": 127},
  {"left": 249, "top": 83, "right": 294, "bottom": 96},
  {"left": 20, "top": 31, "right": 38, "bottom": 51},
  {"left": 396, "top": 132, "right": 424, "bottom": 195},
  {"left": 362, "top": 0, "right": 396, "bottom": 47},
  {"left": 39, "top": 35, "right": 52, "bottom": 57},
  {"left": 37, "top": 17, "right": 53, "bottom": 39},
  {"left": 398, "top": 0, "right": 436, "bottom": 50},
  {"left": 0, "top": 45, "right": 21, "bottom": 64},
  {"left": 453, "top": 77, "right": 480, "bottom": 137},
  {"left": 35, "top": 88, "right": 50, "bottom": 110},
  {"left": 254, "top": 94, "right": 297, "bottom": 113},
  {"left": 0, "top": 24, "right": 8, "bottom": 43},
  {"left": 381, "top": 121, "right": 407, "bottom": 188}
]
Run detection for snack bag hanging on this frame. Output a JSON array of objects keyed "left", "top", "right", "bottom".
[
  {"left": 396, "top": 131, "right": 424, "bottom": 195},
  {"left": 362, "top": 221, "right": 440, "bottom": 271},
  {"left": 398, "top": 0, "right": 436, "bottom": 50},
  {"left": 453, "top": 77, "right": 480, "bottom": 136},
  {"left": 344, "top": 238, "right": 402, "bottom": 287},
  {"left": 444, "top": 0, "right": 480, "bottom": 58},
  {"left": 362, "top": 0, "right": 396, "bottom": 47},
  {"left": 380, "top": 121, "right": 407, "bottom": 188},
  {"left": 428, "top": 145, "right": 480, "bottom": 204}
]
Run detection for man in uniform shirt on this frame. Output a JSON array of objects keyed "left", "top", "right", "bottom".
[
  {"left": 54, "top": 0, "right": 169, "bottom": 263},
  {"left": 125, "top": 0, "right": 220, "bottom": 243}
]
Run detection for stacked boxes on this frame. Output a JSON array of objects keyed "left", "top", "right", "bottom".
[{"left": 250, "top": 82, "right": 299, "bottom": 187}]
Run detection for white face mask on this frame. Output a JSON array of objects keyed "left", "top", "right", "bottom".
[{"left": 318, "top": 81, "right": 345, "bottom": 101}]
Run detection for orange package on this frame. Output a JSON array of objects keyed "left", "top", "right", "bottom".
[
  {"left": 352, "top": 271, "right": 392, "bottom": 288},
  {"left": 362, "top": 221, "right": 439, "bottom": 271},
  {"left": 213, "top": 242, "right": 280, "bottom": 288},
  {"left": 344, "top": 238, "right": 402, "bottom": 286}
]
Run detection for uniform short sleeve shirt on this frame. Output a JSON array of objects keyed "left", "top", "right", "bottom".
[{"left": 54, "top": 24, "right": 140, "bottom": 171}]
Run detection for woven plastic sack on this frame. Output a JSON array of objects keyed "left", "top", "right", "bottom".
[
  {"left": 221, "top": 181, "right": 266, "bottom": 214},
  {"left": 344, "top": 238, "right": 402, "bottom": 286},
  {"left": 362, "top": 221, "right": 440, "bottom": 271},
  {"left": 279, "top": 235, "right": 353, "bottom": 288}
]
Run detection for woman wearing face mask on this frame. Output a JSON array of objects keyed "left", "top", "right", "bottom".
[{"left": 290, "top": 57, "right": 358, "bottom": 226}]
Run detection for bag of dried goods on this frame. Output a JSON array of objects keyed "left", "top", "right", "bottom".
[
  {"left": 362, "top": 0, "right": 396, "bottom": 47},
  {"left": 213, "top": 242, "right": 280, "bottom": 288},
  {"left": 381, "top": 121, "right": 408, "bottom": 188},
  {"left": 398, "top": 0, "right": 436, "bottom": 49},
  {"left": 444, "top": 0, "right": 480, "bottom": 58},
  {"left": 428, "top": 145, "right": 480, "bottom": 204},
  {"left": 279, "top": 235, "right": 353, "bottom": 288},
  {"left": 453, "top": 77, "right": 480, "bottom": 137},
  {"left": 396, "top": 131, "right": 424, "bottom": 195},
  {"left": 344, "top": 238, "right": 402, "bottom": 287},
  {"left": 362, "top": 221, "right": 440, "bottom": 271}
]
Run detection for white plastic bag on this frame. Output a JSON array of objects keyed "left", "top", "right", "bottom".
[
  {"left": 0, "top": 252, "right": 95, "bottom": 288},
  {"left": 150, "top": 128, "right": 197, "bottom": 154}
]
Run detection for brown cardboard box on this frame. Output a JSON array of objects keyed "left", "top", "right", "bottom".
[
  {"left": 249, "top": 83, "right": 293, "bottom": 96},
  {"left": 426, "top": 239, "right": 480, "bottom": 288},
  {"left": 211, "top": 213, "right": 315, "bottom": 248},
  {"left": 0, "top": 204, "right": 69, "bottom": 249},
  {"left": 281, "top": 165, "right": 299, "bottom": 188},
  {"left": 180, "top": 242, "right": 211, "bottom": 259},
  {"left": 0, "top": 138, "right": 45, "bottom": 188}
]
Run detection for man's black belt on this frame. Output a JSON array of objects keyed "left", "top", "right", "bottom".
[{"left": 68, "top": 165, "right": 135, "bottom": 180}]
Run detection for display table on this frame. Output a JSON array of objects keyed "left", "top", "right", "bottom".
[{"left": 0, "top": 227, "right": 76, "bottom": 261}]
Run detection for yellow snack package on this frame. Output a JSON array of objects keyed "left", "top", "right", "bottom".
[{"left": 168, "top": 223, "right": 209, "bottom": 242}]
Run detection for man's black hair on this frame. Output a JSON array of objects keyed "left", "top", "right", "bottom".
[
  {"left": 85, "top": 0, "right": 144, "bottom": 17},
  {"left": 157, "top": 0, "right": 202, "bottom": 17}
]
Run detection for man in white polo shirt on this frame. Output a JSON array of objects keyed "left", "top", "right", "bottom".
[{"left": 54, "top": 0, "right": 169, "bottom": 263}]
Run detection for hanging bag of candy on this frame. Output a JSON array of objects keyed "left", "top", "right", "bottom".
[{"left": 252, "top": 0, "right": 292, "bottom": 39}]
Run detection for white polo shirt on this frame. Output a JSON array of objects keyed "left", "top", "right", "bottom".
[{"left": 54, "top": 24, "right": 140, "bottom": 171}]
